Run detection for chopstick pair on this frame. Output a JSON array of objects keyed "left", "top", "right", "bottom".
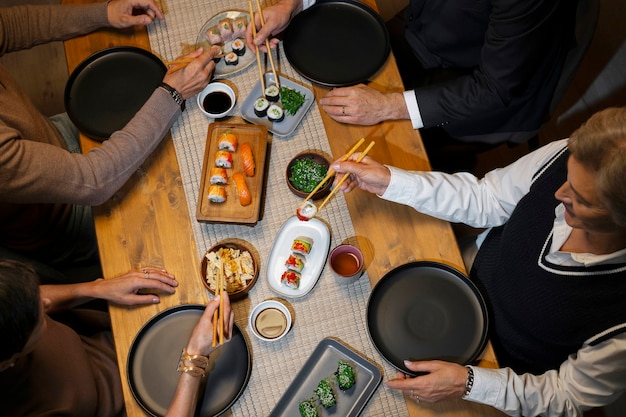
[
  {"left": 212, "top": 264, "right": 225, "bottom": 346},
  {"left": 317, "top": 141, "right": 375, "bottom": 211},
  {"left": 165, "top": 50, "right": 228, "bottom": 73},
  {"left": 248, "top": 0, "right": 280, "bottom": 95}
]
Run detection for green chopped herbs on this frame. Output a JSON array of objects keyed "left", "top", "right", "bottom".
[
  {"left": 335, "top": 360, "right": 356, "bottom": 390},
  {"left": 289, "top": 157, "right": 329, "bottom": 193},
  {"left": 280, "top": 86, "right": 306, "bottom": 116},
  {"left": 314, "top": 379, "right": 336, "bottom": 408}
]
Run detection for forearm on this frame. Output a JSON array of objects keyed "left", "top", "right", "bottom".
[
  {"left": 40, "top": 280, "right": 101, "bottom": 313},
  {"left": 165, "top": 373, "right": 204, "bottom": 417}
]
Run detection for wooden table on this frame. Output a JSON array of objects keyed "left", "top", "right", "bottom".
[{"left": 63, "top": 1, "right": 504, "bottom": 416}]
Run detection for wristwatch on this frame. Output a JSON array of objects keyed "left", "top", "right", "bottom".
[{"left": 159, "top": 82, "right": 185, "bottom": 111}]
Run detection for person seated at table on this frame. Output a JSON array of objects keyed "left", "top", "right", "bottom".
[
  {"left": 329, "top": 106, "right": 626, "bottom": 416},
  {"left": 0, "top": 259, "right": 234, "bottom": 417},
  {"left": 246, "top": 0, "right": 580, "bottom": 170},
  {"left": 0, "top": 0, "right": 220, "bottom": 284}
]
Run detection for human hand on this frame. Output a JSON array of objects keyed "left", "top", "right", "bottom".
[
  {"left": 94, "top": 267, "right": 178, "bottom": 305},
  {"left": 185, "top": 294, "right": 234, "bottom": 357},
  {"left": 331, "top": 154, "right": 391, "bottom": 196},
  {"left": 245, "top": 0, "right": 302, "bottom": 52},
  {"left": 384, "top": 360, "right": 469, "bottom": 403},
  {"left": 162, "top": 47, "right": 221, "bottom": 100},
  {"left": 319, "top": 85, "right": 409, "bottom": 125},
  {"left": 106, "top": 0, "right": 164, "bottom": 28}
]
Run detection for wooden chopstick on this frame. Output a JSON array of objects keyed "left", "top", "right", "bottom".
[
  {"left": 317, "top": 141, "right": 375, "bottom": 211},
  {"left": 254, "top": 0, "right": 280, "bottom": 89},
  {"left": 249, "top": 0, "right": 266, "bottom": 94},
  {"left": 303, "top": 138, "right": 365, "bottom": 203},
  {"left": 212, "top": 260, "right": 225, "bottom": 347}
]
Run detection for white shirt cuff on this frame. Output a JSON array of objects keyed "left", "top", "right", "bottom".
[
  {"left": 403, "top": 90, "right": 424, "bottom": 129},
  {"left": 302, "top": 0, "right": 316, "bottom": 10}
]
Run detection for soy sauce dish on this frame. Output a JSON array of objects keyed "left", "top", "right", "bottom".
[{"left": 197, "top": 82, "right": 236, "bottom": 119}]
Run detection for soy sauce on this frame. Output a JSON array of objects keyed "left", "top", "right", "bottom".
[{"left": 202, "top": 91, "right": 232, "bottom": 115}]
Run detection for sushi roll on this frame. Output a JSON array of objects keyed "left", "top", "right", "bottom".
[
  {"left": 335, "top": 360, "right": 356, "bottom": 390},
  {"left": 206, "top": 25, "right": 222, "bottom": 45},
  {"left": 240, "top": 143, "right": 256, "bottom": 177},
  {"left": 212, "top": 45, "right": 223, "bottom": 63},
  {"left": 207, "top": 185, "right": 226, "bottom": 203},
  {"left": 281, "top": 270, "right": 301, "bottom": 289},
  {"left": 291, "top": 236, "right": 314, "bottom": 256},
  {"left": 285, "top": 253, "right": 306, "bottom": 272},
  {"left": 299, "top": 398, "right": 319, "bottom": 417},
  {"left": 215, "top": 150, "right": 233, "bottom": 168},
  {"left": 314, "top": 379, "right": 336, "bottom": 409},
  {"left": 253, "top": 97, "right": 269, "bottom": 117},
  {"left": 264, "top": 84, "right": 280, "bottom": 102},
  {"left": 218, "top": 130, "right": 238, "bottom": 152},
  {"left": 267, "top": 103, "right": 285, "bottom": 123},
  {"left": 232, "top": 172, "right": 252, "bottom": 206},
  {"left": 209, "top": 167, "right": 228, "bottom": 185},
  {"left": 231, "top": 38, "right": 246, "bottom": 56},
  {"left": 232, "top": 16, "right": 248, "bottom": 39},
  {"left": 224, "top": 52, "right": 239, "bottom": 66},
  {"left": 296, "top": 201, "right": 317, "bottom": 221},
  {"left": 217, "top": 18, "right": 234, "bottom": 43}
]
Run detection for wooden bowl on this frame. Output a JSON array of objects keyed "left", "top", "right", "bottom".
[
  {"left": 286, "top": 151, "right": 334, "bottom": 200},
  {"left": 200, "top": 238, "right": 260, "bottom": 301}
]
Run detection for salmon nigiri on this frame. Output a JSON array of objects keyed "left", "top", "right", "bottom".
[
  {"left": 240, "top": 143, "right": 255, "bottom": 177},
  {"left": 232, "top": 172, "right": 251, "bottom": 206}
]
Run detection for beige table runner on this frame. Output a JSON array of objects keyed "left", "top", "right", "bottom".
[{"left": 148, "top": 1, "right": 407, "bottom": 415}]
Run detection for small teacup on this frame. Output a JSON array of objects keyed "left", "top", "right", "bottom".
[
  {"left": 329, "top": 244, "right": 364, "bottom": 284},
  {"left": 249, "top": 300, "right": 292, "bottom": 342},
  {"left": 197, "top": 81, "right": 236, "bottom": 119}
]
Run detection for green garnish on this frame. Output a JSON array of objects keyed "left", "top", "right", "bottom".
[
  {"left": 289, "top": 157, "right": 328, "bottom": 193},
  {"left": 280, "top": 86, "right": 306, "bottom": 116}
]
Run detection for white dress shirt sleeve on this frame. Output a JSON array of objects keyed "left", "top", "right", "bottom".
[
  {"left": 302, "top": 0, "right": 316, "bottom": 10},
  {"left": 403, "top": 90, "right": 424, "bottom": 129},
  {"left": 465, "top": 332, "right": 626, "bottom": 416},
  {"left": 380, "top": 139, "right": 569, "bottom": 228}
]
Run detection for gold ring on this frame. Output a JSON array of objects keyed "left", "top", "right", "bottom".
[
  {"left": 143, "top": 268, "right": 148, "bottom": 278},
  {"left": 410, "top": 390, "right": 420, "bottom": 403},
  {"left": 341, "top": 106, "right": 345, "bottom": 115}
]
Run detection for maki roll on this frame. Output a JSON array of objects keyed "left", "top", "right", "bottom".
[
  {"left": 281, "top": 270, "right": 301, "bottom": 289},
  {"left": 267, "top": 103, "right": 285, "bottom": 123},
  {"left": 264, "top": 84, "right": 280, "bottom": 102},
  {"left": 285, "top": 253, "right": 306, "bottom": 272},
  {"left": 209, "top": 167, "right": 228, "bottom": 185},
  {"left": 253, "top": 97, "right": 269, "bottom": 117},
  {"left": 232, "top": 16, "right": 248, "bottom": 38},
  {"left": 314, "top": 379, "right": 336, "bottom": 409},
  {"left": 218, "top": 130, "right": 238, "bottom": 152},
  {"left": 217, "top": 18, "right": 234, "bottom": 42},
  {"left": 291, "top": 236, "right": 314, "bottom": 256},
  {"left": 335, "top": 360, "right": 356, "bottom": 390},
  {"left": 224, "top": 52, "right": 238, "bottom": 66},
  {"left": 231, "top": 38, "right": 246, "bottom": 56},
  {"left": 299, "top": 398, "right": 319, "bottom": 417},
  {"left": 207, "top": 185, "right": 226, "bottom": 203},
  {"left": 215, "top": 150, "right": 233, "bottom": 168}
]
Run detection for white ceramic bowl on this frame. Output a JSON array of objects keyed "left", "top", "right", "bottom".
[
  {"left": 249, "top": 299, "right": 292, "bottom": 342},
  {"left": 197, "top": 82, "right": 236, "bottom": 119}
]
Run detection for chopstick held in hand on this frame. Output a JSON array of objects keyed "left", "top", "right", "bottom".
[
  {"left": 254, "top": 0, "right": 280, "bottom": 89},
  {"left": 249, "top": 0, "right": 266, "bottom": 93}
]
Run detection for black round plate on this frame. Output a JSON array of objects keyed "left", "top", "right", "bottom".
[
  {"left": 64, "top": 46, "right": 166, "bottom": 142},
  {"left": 127, "top": 304, "right": 251, "bottom": 417},
  {"left": 367, "top": 262, "right": 488, "bottom": 376},
  {"left": 283, "top": 0, "right": 390, "bottom": 87}
]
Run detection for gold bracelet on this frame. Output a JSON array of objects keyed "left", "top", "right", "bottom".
[
  {"left": 176, "top": 364, "right": 206, "bottom": 378},
  {"left": 176, "top": 348, "right": 209, "bottom": 378}
]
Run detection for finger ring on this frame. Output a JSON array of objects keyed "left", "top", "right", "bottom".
[
  {"left": 341, "top": 106, "right": 346, "bottom": 115},
  {"left": 143, "top": 269, "right": 148, "bottom": 278},
  {"left": 410, "top": 390, "right": 420, "bottom": 403}
]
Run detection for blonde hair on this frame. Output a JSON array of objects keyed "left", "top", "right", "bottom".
[{"left": 568, "top": 107, "right": 626, "bottom": 227}]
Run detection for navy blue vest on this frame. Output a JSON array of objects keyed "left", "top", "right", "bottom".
[{"left": 470, "top": 148, "right": 626, "bottom": 374}]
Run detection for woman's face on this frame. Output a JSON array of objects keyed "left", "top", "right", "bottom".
[{"left": 554, "top": 156, "right": 617, "bottom": 234}]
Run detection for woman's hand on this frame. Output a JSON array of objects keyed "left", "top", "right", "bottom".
[
  {"left": 385, "top": 360, "right": 469, "bottom": 403},
  {"left": 162, "top": 47, "right": 221, "bottom": 100},
  {"left": 93, "top": 267, "right": 178, "bottom": 305},
  {"left": 331, "top": 155, "right": 391, "bottom": 196},
  {"left": 319, "top": 85, "right": 409, "bottom": 126},
  {"left": 107, "top": 0, "right": 164, "bottom": 28},
  {"left": 185, "top": 294, "right": 235, "bottom": 357},
  {"left": 245, "top": 0, "right": 303, "bottom": 52}
]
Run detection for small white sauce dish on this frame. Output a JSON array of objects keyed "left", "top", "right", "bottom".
[
  {"left": 197, "top": 81, "right": 236, "bottom": 119},
  {"left": 249, "top": 299, "right": 292, "bottom": 342}
]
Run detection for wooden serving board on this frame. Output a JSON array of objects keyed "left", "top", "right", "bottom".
[{"left": 196, "top": 123, "right": 268, "bottom": 224}]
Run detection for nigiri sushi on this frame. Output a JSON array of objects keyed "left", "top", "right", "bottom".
[
  {"left": 215, "top": 150, "right": 233, "bottom": 168},
  {"left": 291, "top": 236, "right": 314, "bottom": 256},
  {"left": 218, "top": 130, "right": 238, "bottom": 152},
  {"left": 240, "top": 143, "right": 255, "bottom": 177},
  {"left": 281, "top": 270, "right": 301, "bottom": 289},
  {"left": 285, "top": 253, "right": 305, "bottom": 272},
  {"left": 209, "top": 167, "right": 228, "bottom": 185},
  {"left": 207, "top": 185, "right": 226, "bottom": 203},
  {"left": 232, "top": 172, "right": 251, "bottom": 206},
  {"left": 217, "top": 18, "right": 234, "bottom": 43}
]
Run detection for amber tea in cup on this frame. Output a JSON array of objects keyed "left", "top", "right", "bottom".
[{"left": 329, "top": 244, "right": 364, "bottom": 284}]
